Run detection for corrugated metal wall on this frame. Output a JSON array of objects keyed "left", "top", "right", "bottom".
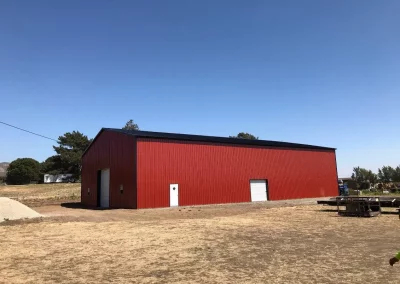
[
  {"left": 81, "top": 131, "right": 136, "bottom": 208},
  {"left": 137, "top": 139, "right": 338, "bottom": 209}
]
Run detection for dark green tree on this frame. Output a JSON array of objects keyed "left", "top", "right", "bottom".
[
  {"left": 393, "top": 166, "right": 400, "bottom": 183},
  {"left": 6, "top": 158, "right": 41, "bottom": 185},
  {"left": 40, "top": 155, "right": 63, "bottom": 175},
  {"left": 53, "top": 131, "right": 93, "bottom": 179},
  {"left": 351, "top": 166, "right": 377, "bottom": 189},
  {"left": 366, "top": 170, "right": 378, "bottom": 184},
  {"left": 351, "top": 167, "right": 367, "bottom": 183},
  {"left": 377, "top": 166, "right": 395, "bottom": 183},
  {"left": 229, "top": 132, "right": 258, "bottom": 140},
  {"left": 122, "top": 119, "right": 139, "bottom": 131}
]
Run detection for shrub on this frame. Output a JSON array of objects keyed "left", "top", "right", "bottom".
[{"left": 6, "top": 158, "right": 41, "bottom": 185}]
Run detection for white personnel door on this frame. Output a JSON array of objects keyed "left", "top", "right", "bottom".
[
  {"left": 170, "top": 184, "right": 179, "bottom": 207},
  {"left": 100, "top": 169, "right": 110, "bottom": 208},
  {"left": 250, "top": 180, "right": 268, "bottom": 202}
]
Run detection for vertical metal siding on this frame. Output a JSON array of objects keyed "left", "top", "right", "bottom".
[
  {"left": 137, "top": 139, "right": 338, "bottom": 209},
  {"left": 81, "top": 131, "right": 136, "bottom": 208}
]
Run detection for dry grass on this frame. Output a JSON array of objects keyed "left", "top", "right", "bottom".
[
  {"left": 1, "top": 203, "right": 400, "bottom": 284},
  {"left": 0, "top": 183, "right": 81, "bottom": 205}
]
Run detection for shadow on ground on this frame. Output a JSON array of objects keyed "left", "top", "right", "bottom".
[
  {"left": 60, "top": 202, "right": 111, "bottom": 210},
  {"left": 318, "top": 208, "right": 399, "bottom": 216}
]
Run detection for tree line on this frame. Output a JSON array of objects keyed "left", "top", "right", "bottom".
[
  {"left": 6, "top": 130, "right": 93, "bottom": 185},
  {"left": 351, "top": 166, "right": 400, "bottom": 189},
  {"left": 5, "top": 119, "right": 257, "bottom": 185}
]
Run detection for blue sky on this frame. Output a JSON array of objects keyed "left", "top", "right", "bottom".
[{"left": 0, "top": 0, "right": 399, "bottom": 176}]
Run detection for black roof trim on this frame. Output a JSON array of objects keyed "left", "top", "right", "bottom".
[{"left": 82, "top": 128, "right": 335, "bottom": 157}]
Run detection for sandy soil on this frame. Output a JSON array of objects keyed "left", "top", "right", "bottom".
[
  {"left": 1, "top": 200, "right": 400, "bottom": 284},
  {"left": 0, "top": 197, "right": 42, "bottom": 222}
]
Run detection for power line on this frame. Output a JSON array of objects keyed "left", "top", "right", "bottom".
[{"left": 0, "top": 121, "right": 59, "bottom": 142}]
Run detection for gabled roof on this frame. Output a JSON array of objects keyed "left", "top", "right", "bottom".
[{"left": 82, "top": 128, "right": 335, "bottom": 157}]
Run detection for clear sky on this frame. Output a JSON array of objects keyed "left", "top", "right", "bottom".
[{"left": 0, "top": 0, "right": 399, "bottom": 177}]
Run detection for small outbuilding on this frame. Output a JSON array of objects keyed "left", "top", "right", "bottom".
[{"left": 81, "top": 128, "right": 338, "bottom": 209}]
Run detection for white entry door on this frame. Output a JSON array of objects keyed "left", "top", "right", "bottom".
[
  {"left": 170, "top": 184, "right": 179, "bottom": 207},
  {"left": 250, "top": 180, "right": 268, "bottom": 202},
  {"left": 100, "top": 169, "right": 110, "bottom": 208}
]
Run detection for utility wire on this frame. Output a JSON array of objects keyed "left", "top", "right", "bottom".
[{"left": 0, "top": 121, "right": 59, "bottom": 142}]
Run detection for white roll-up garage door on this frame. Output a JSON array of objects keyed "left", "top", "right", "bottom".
[{"left": 250, "top": 180, "right": 268, "bottom": 202}]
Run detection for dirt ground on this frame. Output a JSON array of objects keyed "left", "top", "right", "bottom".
[
  {"left": 0, "top": 183, "right": 80, "bottom": 207},
  {"left": 1, "top": 196, "right": 400, "bottom": 284},
  {"left": 0, "top": 183, "right": 80, "bottom": 198}
]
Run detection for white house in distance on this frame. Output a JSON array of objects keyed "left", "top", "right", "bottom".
[{"left": 44, "top": 174, "right": 74, "bottom": 183}]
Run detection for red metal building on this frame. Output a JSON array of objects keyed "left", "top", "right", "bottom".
[{"left": 81, "top": 128, "right": 338, "bottom": 209}]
